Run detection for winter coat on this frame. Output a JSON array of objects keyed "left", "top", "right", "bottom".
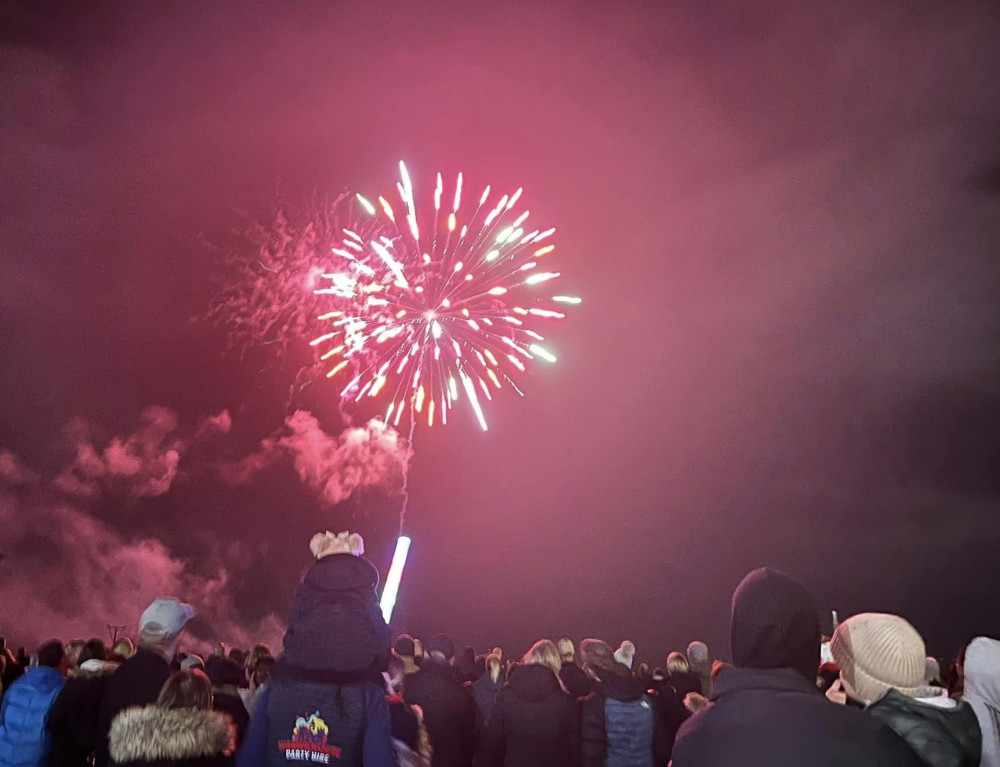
[
  {"left": 47, "top": 660, "right": 118, "bottom": 767},
  {"left": 477, "top": 664, "right": 579, "bottom": 767},
  {"left": 581, "top": 673, "right": 661, "bottom": 767},
  {"left": 282, "top": 553, "right": 391, "bottom": 679},
  {"left": 964, "top": 636, "right": 1000, "bottom": 767},
  {"left": 234, "top": 675, "right": 395, "bottom": 767},
  {"left": 664, "top": 673, "right": 700, "bottom": 700},
  {"left": 868, "top": 689, "right": 981, "bottom": 767},
  {"left": 212, "top": 691, "right": 249, "bottom": 748},
  {"left": 108, "top": 705, "right": 233, "bottom": 767},
  {"left": 470, "top": 674, "right": 503, "bottom": 732},
  {"left": 672, "top": 667, "right": 924, "bottom": 767},
  {"left": 559, "top": 663, "right": 593, "bottom": 700},
  {"left": 0, "top": 666, "right": 65, "bottom": 767},
  {"left": 96, "top": 649, "right": 173, "bottom": 767},
  {"left": 403, "top": 659, "right": 476, "bottom": 767}
]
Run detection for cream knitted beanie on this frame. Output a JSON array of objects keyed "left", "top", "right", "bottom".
[{"left": 831, "top": 613, "right": 938, "bottom": 705}]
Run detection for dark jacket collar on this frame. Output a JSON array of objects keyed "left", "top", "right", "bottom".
[{"left": 710, "top": 666, "right": 821, "bottom": 702}]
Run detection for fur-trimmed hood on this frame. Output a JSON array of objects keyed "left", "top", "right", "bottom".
[{"left": 109, "top": 706, "right": 232, "bottom": 763}]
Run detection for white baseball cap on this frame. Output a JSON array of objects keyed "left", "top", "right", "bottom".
[{"left": 139, "top": 597, "right": 195, "bottom": 638}]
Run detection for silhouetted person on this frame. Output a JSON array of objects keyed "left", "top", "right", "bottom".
[
  {"left": 478, "top": 640, "right": 579, "bottom": 767},
  {"left": 557, "top": 638, "right": 593, "bottom": 699},
  {"left": 96, "top": 598, "right": 196, "bottom": 767},
  {"left": 48, "top": 638, "right": 117, "bottom": 767},
  {"left": 207, "top": 658, "right": 250, "bottom": 748},
  {"left": 109, "top": 668, "right": 233, "bottom": 767},
  {"left": 0, "top": 639, "right": 66, "bottom": 767},
  {"left": 963, "top": 636, "right": 1000, "bottom": 767},
  {"left": 404, "top": 634, "right": 476, "bottom": 767},
  {"left": 831, "top": 613, "right": 981, "bottom": 766}
]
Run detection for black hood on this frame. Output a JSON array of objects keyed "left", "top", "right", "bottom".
[
  {"left": 731, "top": 567, "right": 819, "bottom": 681},
  {"left": 870, "top": 690, "right": 982, "bottom": 765},
  {"left": 508, "top": 663, "right": 563, "bottom": 702},
  {"left": 301, "top": 553, "right": 380, "bottom": 594},
  {"left": 596, "top": 672, "right": 648, "bottom": 702}
]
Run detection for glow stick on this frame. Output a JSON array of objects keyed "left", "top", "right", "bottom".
[{"left": 380, "top": 536, "right": 412, "bottom": 623}]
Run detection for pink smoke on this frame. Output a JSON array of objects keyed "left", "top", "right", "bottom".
[
  {"left": 53, "top": 406, "right": 231, "bottom": 500},
  {"left": 219, "top": 411, "right": 409, "bottom": 505}
]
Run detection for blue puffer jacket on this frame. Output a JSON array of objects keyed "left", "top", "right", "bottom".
[
  {"left": 582, "top": 673, "right": 658, "bottom": 767},
  {"left": 0, "top": 666, "right": 66, "bottom": 767}
]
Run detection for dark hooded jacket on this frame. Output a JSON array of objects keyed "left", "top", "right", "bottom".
[
  {"left": 235, "top": 552, "right": 395, "bottom": 767},
  {"left": 108, "top": 706, "right": 233, "bottom": 767},
  {"left": 581, "top": 671, "right": 662, "bottom": 767},
  {"left": 471, "top": 671, "right": 504, "bottom": 731},
  {"left": 281, "top": 553, "right": 392, "bottom": 679},
  {"left": 404, "top": 657, "right": 477, "bottom": 767},
  {"left": 477, "top": 664, "right": 579, "bottom": 767},
  {"left": 672, "top": 567, "right": 924, "bottom": 767},
  {"left": 47, "top": 660, "right": 118, "bottom": 767},
  {"left": 868, "top": 690, "right": 981, "bottom": 767},
  {"left": 559, "top": 662, "right": 593, "bottom": 700},
  {"left": 97, "top": 649, "right": 173, "bottom": 767}
]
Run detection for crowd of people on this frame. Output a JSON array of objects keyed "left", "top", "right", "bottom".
[{"left": 1, "top": 531, "right": 997, "bottom": 766}]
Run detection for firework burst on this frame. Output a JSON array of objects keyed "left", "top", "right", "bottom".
[{"left": 310, "top": 162, "right": 579, "bottom": 431}]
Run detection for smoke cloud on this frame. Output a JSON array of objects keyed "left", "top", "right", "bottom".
[
  {"left": 0, "top": 407, "right": 286, "bottom": 650},
  {"left": 53, "top": 406, "right": 231, "bottom": 501},
  {"left": 220, "top": 410, "right": 409, "bottom": 505}
]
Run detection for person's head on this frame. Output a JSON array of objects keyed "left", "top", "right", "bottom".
[
  {"left": 684, "top": 692, "right": 709, "bottom": 714},
  {"left": 37, "top": 639, "right": 65, "bottom": 669},
  {"left": 207, "top": 657, "right": 244, "bottom": 689},
  {"left": 139, "top": 597, "right": 195, "bottom": 659},
  {"left": 580, "top": 639, "right": 625, "bottom": 679},
  {"left": 394, "top": 634, "right": 416, "bottom": 659},
  {"left": 212, "top": 642, "right": 226, "bottom": 658},
  {"left": 924, "top": 656, "right": 941, "bottom": 685},
  {"left": 711, "top": 660, "right": 731, "bottom": 682},
  {"left": 492, "top": 646, "right": 503, "bottom": 662},
  {"left": 157, "top": 668, "right": 213, "bottom": 710},
  {"left": 425, "top": 634, "right": 455, "bottom": 663},
  {"left": 831, "top": 613, "right": 937, "bottom": 706},
  {"left": 245, "top": 644, "right": 271, "bottom": 671},
  {"left": 459, "top": 646, "right": 476, "bottom": 667},
  {"left": 522, "top": 640, "right": 562, "bottom": 676},
  {"left": 227, "top": 648, "right": 245, "bottom": 665},
  {"left": 556, "top": 637, "right": 575, "bottom": 664},
  {"left": 666, "top": 651, "right": 690, "bottom": 675},
  {"left": 112, "top": 637, "right": 135, "bottom": 660},
  {"left": 65, "top": 639, "right": 86, "bottom": 667},
  {"left": 80, "top": 638, "right": 107, "bottom": 665},
  {"left": 180, "top": 654, "right": 205, "bottom": 671},
  {"left": 730, "top": 568, "right": 820, "bottom": 681},
  {"left": 614, "top": 641, "right": 636, "bottom": 670},
  {"left": 687, "top": 641, "right": 709, "bottom": 666},
  {"left": 486, "top": 653, "right": 502, "bottom": 684},
  {"left": 963, "top": 636, "right": 1000, "bottom": 706},
  {"left": 251, "top": 654, "right": 274, "bottom": 690}
]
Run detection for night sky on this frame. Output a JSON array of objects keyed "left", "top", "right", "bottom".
[{"left": 1, "top": 0, "right": 999, "bottom": 661}]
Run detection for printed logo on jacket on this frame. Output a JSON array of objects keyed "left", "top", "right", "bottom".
[{"left": 277, "top": 712, "right": 342, "bottom": 763}]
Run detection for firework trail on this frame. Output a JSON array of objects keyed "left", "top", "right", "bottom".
[{"left": 311, "top": 162, "right": 580, "bottom": 432}]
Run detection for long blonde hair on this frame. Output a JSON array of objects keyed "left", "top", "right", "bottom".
[{"left": 522, "top": 640, "right": 562, "bottom": 676}]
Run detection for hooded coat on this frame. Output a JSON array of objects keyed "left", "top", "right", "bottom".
[
  {"left": 281, "top": 553, "right": 392, "bottom": 679},
  {"left": 672, "top": 568, "right": 924, "bottom": 767},
  {"left": 471, "top": 672, "right": 504, "bottom": 731},
  {"left": 581, "top": 671, "right": 661, "bottom": 767},
  {"left": 477, "top": 664, "right": 579, "bottom": 767},
  {"left": 0, "top": 665, "right": 65, "bottom": 767},
  {"left": 96, "top": 648, "right": 173, "bottom": 767},
  {"left": 559, "top": 662, "right": 593, "bottom": 700},
  {"left": 403, "top": 658, "right": 477, "bottom": 767},
  {"left": 47, "top": 660, "right": 118, "bottom": 767},
  {"left": 868, "top": 690, "right": 982, "bottom": 767},
  {"left": 964, "top": 637, "right": 1000, "bottom": 767},
  {"left": 108, "top": 706, "right": 233, "bottom": 767}
]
